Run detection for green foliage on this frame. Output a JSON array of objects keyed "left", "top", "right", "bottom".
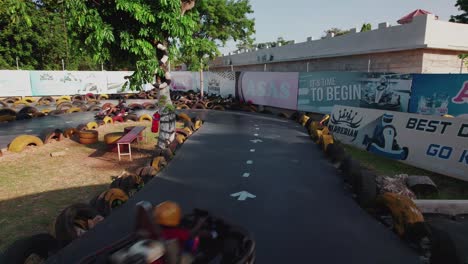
[
  {"left": 450, "top": 0, "right": 468, "bottom": 23},
  {"left": 0, "top": 0, "right": 98, "bottom": 70},
  {"left": 179, "top": 0, "right": 255, "bottom": 70},
  {"left": 360, "top": 23, "right": 372, "bottom": 32},
  {"left": 459, "top": 54, "right": 468, "bottom": 69},
  {"left": 65, "top": 0, "right": 198, "bottom": 91},
  {"left": 323, "top": 27, "right": 350, "bottom": 37}
]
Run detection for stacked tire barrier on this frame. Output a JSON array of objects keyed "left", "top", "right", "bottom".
[{"left": 0, "top": 109, "right": 205, "bottom": 263}]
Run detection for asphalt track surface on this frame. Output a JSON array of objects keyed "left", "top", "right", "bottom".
[{"left": 39, "top": 110, "right": 420, "bottom": 263}]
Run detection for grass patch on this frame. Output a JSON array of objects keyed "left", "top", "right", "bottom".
[
  {"left": 343, "top": 145, "right": 468, "bottom": 200},
  {"left": 0, "top": 121, "right": 169, "bottom": 251}
]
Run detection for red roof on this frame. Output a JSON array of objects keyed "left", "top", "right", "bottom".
[{"left": 397, "top": 9, "right": 438, "bottom": 24}]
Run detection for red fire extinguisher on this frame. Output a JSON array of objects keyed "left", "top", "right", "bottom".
[{"left": 152, "top": 111, "right": 161, "bottom": 133}]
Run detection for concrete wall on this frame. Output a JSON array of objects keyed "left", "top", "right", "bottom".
[
  {"left": 212, "top": 14, "right": 468, "bottom": 74},
  {"left": 422, "top": 49, "right": 466, "bottom": 73},
  {"left": 215, "top": 50, "right": 425, "bottom": 74}
]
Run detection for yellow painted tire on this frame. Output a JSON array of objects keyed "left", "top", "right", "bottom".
[
  {"left": 103, "top": 116, "right": 114, "bottom": 125},
  {"left": 98, "top": 94, "right": 109, "bottom": 100},
  {"left": 8, "top": 135, "right": 44, "bottom": 153},
  {"left": 23, "top": 97, "right": 36, "bottom": 103},
  {"left": 58, "top": 96, "right": 71, "bottom": 101},
  {"left": 322, "top": 134, "right": 334, "bottom": 152},
  {"left": 67, "top": 107, "right": 82, "bottom": 114},
  {"left": 55, "top": 99, "right": 71, "bottom": 106},
  {"left": 104, "top": 132, "right": 125, "bottom": 145},
  {"left": 194, "top": 120, "right": 203, "bottom": 130},
  {"left": 13, "top": 100, "right": 29, "bottom": 107},
  {"left": 86, "top": 121, "right": 99, "bottom": 130},
  {"left": 183, "top": 127, "right": 193, "bottom": 136},
  {"left": 138, "top": 114, "right": 152, "bottom": 122},
  {"left": 41, "top": 109, "right": 51, "bottom": 115},
  {"left": 176, "top": 134, "right": 186, "bottom": 144},
  {"left": 315, "top": 130, "right": 324, "bottom": 144},
  {"left": 177, "top": 113, "right": 192, "bottom": 122},
  {"left": 78, "top": 130, "right": 98, "bottom": 140},
  {"left": 301, "top": 115, "right": 310, "bottom": 127},
  {"left": 151, "top": 156, "right": 167, "bottom": 171}
]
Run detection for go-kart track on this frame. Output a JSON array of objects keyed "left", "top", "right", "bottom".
[{"left": 0, "top": 107, "right": 416, "bottom": 263}]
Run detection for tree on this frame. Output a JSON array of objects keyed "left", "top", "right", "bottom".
[
  {"left": 62, "top": 0, "right": 198, "bottom": 150},
  {"left": 450, "top": 0, "right": 468, "bottom": 23},
  {"left": 360, "top": 23, "right": 372, "bottom": 32},
  {"left": 180, "top": 0, "right": 255, "bottom": 70},
  {"left": 323, "top": 28, "right": 350, "bottom": 38},
  {"left": 0, "top": 0, "right": 68, "bottom": 70},
  {"left": 459, "top": 54, "right": 468, "bottom": 72}
]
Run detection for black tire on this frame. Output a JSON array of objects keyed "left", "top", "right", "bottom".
[
  {"left": 124, "top": 114, "right": 138, "bottom": 122},
  {"left": 54, "top": 204, "right": 100, "bottom": 248},
  {"left": 0, "top": 100, "right": 8, "bottom": 107},
  {"left": 349, "top": 160, "right": 362, "bottom": 189},
  {"left": 48, "top": 110, "right": 65, "bottom": 116},
  {"left": 135, "top": 166, "right": 158, "bottom": 183},
  {"left": 129, "top": 103, "right": 144, "bottom": 111},
  {"left": 38, "top": 96, "right": 54, "bottom": 104},
  {"left": 40, "top": 128, "right": 64, "bottom": 144},
  {"left": 0, "top": 233, "right": 58, "bottom": 263},
  {"left": 19, "top": 106, "right": 39, "bottom": 115},
  {"left": 325, "top": 143, "right": 337, "bottom": 159},
  {"left": 331, "top": 145, "right": 346, "bottom": 164},
  {"left": 356, "top": 170, "right": 377, "bottom": 207},
  {"left": 72, "top": 100, "right": 86, "bottom": 107},
  {"left": 87, "top": 105, "right": 101, "bottom": 112},
  {"left": 56, "top": 102, "right": 73, "bottom": 111},
  {"left": 0, "top": 108, "right": 17, "bottom": 116},
  {"left": 76, "top": 124, "right": 88, "bottom": 131},
  {"left": 15, "top": 112, "right": 32, "bottom": 120}
]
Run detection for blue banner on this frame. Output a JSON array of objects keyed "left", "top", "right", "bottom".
[
  {"left": 409, "top": 74, "right": 468, "bottom": 118},
  {"left": 298, "top": 72, "right": 412, "bottom": 114}
]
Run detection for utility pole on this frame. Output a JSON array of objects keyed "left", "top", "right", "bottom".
[
  {"left": 199, "top": 60, "right": 204, "bottom": 97},
  {"left": 59, "top": 0, "right": 69, "bottom": 66},
  {"left": 62, "top": 59, "right": 65, "bottom": 71},
  {"left": 16, "top": 57, "right": 19, "bottom": 70}
]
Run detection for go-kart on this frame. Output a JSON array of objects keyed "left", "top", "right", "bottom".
[
  {"left": 95, "top": 107, "right": 135, "bottom": 122},
  {"left": 360, "top": 85, "right": 401, "bottom": 111},
  {"left": 362, "top": 125, "right": 408, "bottom": 161},
  {"left": 79, "top": 201, "right": 256, "bottom": 264}
]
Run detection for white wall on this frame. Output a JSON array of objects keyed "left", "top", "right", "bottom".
[{"left": 218, "top": 15, "right": 468, "bottom": 67}]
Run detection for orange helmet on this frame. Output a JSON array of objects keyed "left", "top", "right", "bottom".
[{"left": 154, "top": 201, "right": 182, "bottom": 227}]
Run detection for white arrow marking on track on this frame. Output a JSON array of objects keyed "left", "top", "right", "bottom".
[
  {"left": 242, "top": 173, "right": 250, "bottom": 178},
  {"left": 231, "top": 191, "right": 256, "bottom": 201},
  {"left": 250, "top": 139, "right": 262, "bottom": 143},
  {"left": 246, "top": 160, "right": 253, "bottom": 165}
]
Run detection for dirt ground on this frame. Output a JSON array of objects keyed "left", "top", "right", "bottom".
[{"left": 0, "top": 121, "right": 158, "bottom": 251}]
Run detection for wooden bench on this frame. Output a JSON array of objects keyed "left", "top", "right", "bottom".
[{"left": 116, "top": 126, "right": 147, "bottom": 161}]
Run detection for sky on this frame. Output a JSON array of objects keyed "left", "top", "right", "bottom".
[{"left": 219, "top": 0, "right": 462, "bottom": 54}]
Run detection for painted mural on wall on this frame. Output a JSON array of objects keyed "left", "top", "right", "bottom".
[
  {"left": 409, "top": 74, "right": 468, "bottom": 119},
  {"left": 298, "top": 72, "right": 412, "bottom": 114},
  {"left": 169, "top": 71, "right": 199, "bottom": 92},
  {"left": 237, "top": 72, "right": 299, "bottom": 110},
  {"left": 330, "top": 105, "right": 468, "bottom": 181},
  {"left": 30, "top": 71, "right": 108, "bottom": 96},
  {"left": 204, "top": 71, "right": 236, "bottom": 98}
]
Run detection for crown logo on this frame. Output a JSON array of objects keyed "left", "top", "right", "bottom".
[{"left": 330, "top": 108, "right": 362, "bottom": 128}]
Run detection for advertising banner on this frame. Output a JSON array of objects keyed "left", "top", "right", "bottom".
[
  {"left": 329, "top": 105, "right": 468, "bottom": 181},
  {"left": 204, "top": 71, "right": 236, "bottom": 98},
  {"left": 170, "top": 71, "right": 200, "bottom": 92},
  {"left": 409, "top": 74, "right": 468, "bottom": 119},
  {"left": 237, "top": 72, "right": 299, "bottom": 110},
  {"left": 298, "top": 72, "right": 412, "bottom": 114},
  {"left": 0, "top": 70, "right": 32, "bottom": 96},
  {"left": 30, "top": 71, "right": 108, "bottom": 96}
]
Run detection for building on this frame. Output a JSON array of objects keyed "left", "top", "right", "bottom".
[{"left": 210, "top": 14, "right": 468, "bottom": 74}]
